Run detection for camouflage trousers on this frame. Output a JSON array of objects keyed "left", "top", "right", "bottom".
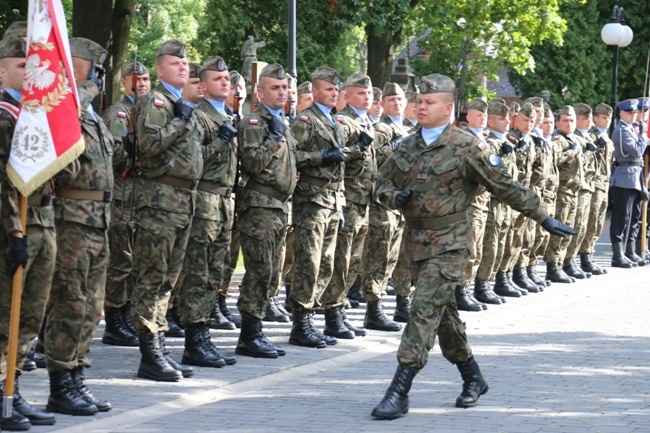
[
  {"left": 104, "top": 199, "right": 134, "bottom": 308},
  {"left": 237, "top": 207, "right": 287, "bottom": 319},
  {"left": 218, "top": 197, "right": 239, "bottom": 298},
  {"left": 290, "top": 203, "right": 339, "bottom": 310},
  {"left": 177, "top": 199, "right": 232, "bottom": 327},
  {"left": 501, "top": 209, "right": 530, "bottom": 271},
  {"left": 0, "top": 225, "right": 56, "bottom": 379},
  {"left": 515, "top": 217, "right": 536, "bottom": 268},
  {"left": 361, "top": 204, "right": 402, "bottom": 302},
  {"left": 477, "top": 199, "right": 511, "bottom": 281},
  {"left": 566, "top": 189, "right": 592, "bottom": 259},
  {"left": 280, "top": 226, "right": 295, "bottom": 286},
  {"left": 393, "top": 242, "right": 414, "bottom": 297},
  {"left": 397, "top": 249, "right": 472, "bottom": 371},
  {"left": 579, "top": 188, "right": 608, "bottom": 254},
  {"left": 321, "top": 201, "right": 369, "bottom": 308},
  {"left": 545, "top": 190, "right": 577, "bottom": 264},
  {"left": 131, "top": 207, "right": 192, "bottom": 334},
  {"left": 463, "top": 204, "right": 489, "bottom": 286},
  {"left": 529, "top": 193, "right": 556, "bottom": 266},
  {"left": 45, "top": 221, "right": 108, "bottom": 372}
]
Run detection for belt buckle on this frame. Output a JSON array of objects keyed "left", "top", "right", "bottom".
[{"left": 103, "top": 190, "right": 112, "bottom": 203}]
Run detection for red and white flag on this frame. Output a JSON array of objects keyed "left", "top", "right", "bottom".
[{"left": 7, "top": 0, "right": 84, "bottom": 197}]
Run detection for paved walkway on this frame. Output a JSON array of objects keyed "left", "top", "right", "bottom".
[{"left": 17, "top": 231, "right": 650, "bottom": 433}]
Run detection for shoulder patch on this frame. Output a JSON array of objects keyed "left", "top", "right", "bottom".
[
  {"left": 249, "top": 118, "right": 259, "bottom": 125},
  {"left": 154, "top": 99, "right": 164, "bottom": 107},
  {"left": 477, "top": 141, "right": 487, "bottom": 151},
  {"left": 553, "top": 135, "right": 561, "bottom": 140},
  {"left": 488, "top": 154, "right": 501, "bottom": 166},
  {"left": 335, "top": 117, "right": 345, "bottom": 123},
  {"left": 377, "top": 126, "right": 386, "bottom": 133},
  {"left": 299, "top": 115, "right": 309, "bottom": 122},
  {"left": 117, "top": 111, "right": 127, "bottom": 118}
]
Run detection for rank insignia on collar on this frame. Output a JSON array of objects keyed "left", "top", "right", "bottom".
[
  {"left": 154, "top": 99, "right": 164, "bottom": 107},
  {"left": 249, "top": 118, "right": 259, "bottom": 125}
]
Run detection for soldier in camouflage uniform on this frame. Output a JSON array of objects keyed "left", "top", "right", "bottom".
[
  {"left": 368, "top": 87, "right": 383, "bottom": 124},
  {"left": 403, "top": 90, "right": 418, "bottom": 132},
  {"left": 296, "top": 81, "right": 313, "bottom": 114},
  {"left": 130, "top": 40, "right": 202, "bottom": 382},
  {"left": 44, "top": 38, "right": 114, "bottom": 416},
  {"left": 371, "top": 74, "right": 575, "bottom": 420},
  {"left": 101, "top": 60, "right": 151, "bottom": 347},
  {"left": 174, "top": 56, "right": 239, "bottom": 368},
  {"left": 0, "top": 34, "right": 57, "bottom": 429},
  {"left": 578, "top": 104, "right": 614, "bottom": 274}
]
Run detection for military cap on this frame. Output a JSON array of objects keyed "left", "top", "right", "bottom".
[
  {"left": 383, "top": 82, "right": 405, "bottom": 98},
  {"left": 637, "top": 97, "right": 649, "bottom": 111},
  {"left": 510, "top": 101, "right": 521, "bottom": 113},
  {"left": 617, "top": 99, "right": 639, "bottom": 111},
  {"left": 490, "top": 97, "right": 506, "bottom": 105},
  {"left": 202, "top": 56, "right": 228, "bottom": 72},
  {"left": 405, "top": 90, "right": 418, "bottom": 103},
  {"left": 524, "top": 96, "right": 544, "bottom": 108},
  {"left": 0, "top": 35, "right": 26, "bottom": 59},
  {"left": 468, "top": 98, "right": 488, "bottom": 112},
  {"left": 573, "top": 103, "right": 592, "bottom": 117},
  {"left": 420, "top": 74, "right": 455, "bottom": 94},
  {"left": 519, "top": 102, "right": 537, "bottom": 119},
  {"left": 188, "top": 62, "right": 201, "bottom": 79},
  {"left": 229, "top": 70, "right": 243, "bottom": 87},
  {"left": 157, "top": 40, "right": 186, "bottom": 58},
  {"left": 312, "top": 66, "right": 340, "bottom": 85},
  {"left": 297, "top": 81, "right": 312, "bottom": 95},
  {"left": 2, "top": 21, "right": 26, "bottom": 39},
  {"left": 373, "top": 87, "right": 382, "bottom": 101},
  {"left": 345, "top": 72, "right": 372, "bottom": 89},
  {"left": 338, "top": 83, "right": 346, "bottom": 91},
  {"left": 543, "top": 106, "right": 553, "bottom": 118},
  {"left": 121, "top": 60, "right": 148, "bottom": 78},
  {"left": 259, "top": 63, "right": 286, "bottom": 80},
  {"left": 558, "top": 105, "right": 576, "bottom": 117},
  {"left": 594, "top": 103, "right": 613, "bottom": 116},
  {"left": 487, "top": 102, "right": 509, "bottom": 117},
  {"left": 70, "top": 37, "right": 108, "bottom": 64}
]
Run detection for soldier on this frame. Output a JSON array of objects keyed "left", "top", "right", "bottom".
[
  {"left": 183, "top": 62, "right": 204, "bottom": 105},
  {"left": 44, "top": 37, "right": 113, "bottom": 415},
  {"left": 335, "top": 83, "right": 346, "bottom": 112},
  {"left": 235, "top": 63, "right": 299, "bottom": 358},
  {"left": 102, "top": 60, "right": 151, "bottom": 348},
  {"left": 288, "top": 66, "right": 349, "bottom": 349},
  {"left": 371, "top": 74, "right": 574, "bottom": 420},
  {"left": 285, "top": 74, "right": 297, "bottom": 122},
  {"left": 509, "top": 101, "right": 520, "bottom": 130},
  {"left": 368, "top": 87, "right": 383, "bottom": 124},
  {"left": 174, "top": 55, "right": 239, "bottom": 368},
  {"left": 0, "top": 34, "right": 56, "bottom": 430},
  {"left": 403, "top": 90, "right": 418, "bottom": 132},
  {"left": 130, "top": 40, "right": 202, "bottom": 382},
  {"left": 578, "top": 103, "right": 613, "bottom": 274},
  {"left": 609, "top": 98, "right": 647, "bottom": 267},
  {"left": 320, "top": 73, "right": 377, "bottom": 339},
  {"left": 296, "top": 81, "right": 313, "bottom": 113}
]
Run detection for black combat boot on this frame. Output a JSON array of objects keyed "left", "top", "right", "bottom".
[
  {"left": 0, "top": 387, "right": 31, "bottom": 430},
  {"left": 546, "top": 262, "right": 574, "bottom": 283},
  {"left": 263, "top": 296, "right": 290, "bottom": 322},
  {"left": 506, "top": 271, "right": 529, "bottom": 295},
  {"left": 289, "top": 310, "right": 327, "bottom": 348},
  {"left": 473, "top": 278, "right": 504, "bottom": 305},
  {"left": 371, "top": 364, "right": 417, "bottom": 420},
  {"left": 512, "top": 267, "right": 542, "bottom": 293},
  {"left": 182, "top": 326, "right": 226, "bottom": 368},
  {"left": 579, "top": 253, "right": 605, "bottom": 275},
  {"left": 611, "top": 243, "right": 634, "bottom": 268},
  {"left": 393, "top": 295, "right": 412, "bottom": 322},
  {"left": 12, "top": 376, "right": 56, "bottom": 425},
  {"left": 455, "top": 355, "right": 489, "bottom": 408},
  {"left": 27, "top": 346, "right": 46, "bottom": 369},
  {"left": 492, "top": 270, "right": 521, "bottom": 298},
  {"left": 200, "top": 327, "right": 237, "bottom": 365},
  {"left": 164, "top": 308, "right": 185, "bottom": 338},
  {"left": 339, "top": 306, "right": 366, "bottom": 336},
  {"left": 102, "top": 306, "right": 139, "bottom": 346},
  {"left": 324, "top": 308, "right": 355, "bottom": 339},
  {"left": 209, "top": 301, "right": 236, "bottom": 330},
  {"left": 526, "top": 265, "right": 549, "bottom": 287},
  {"left": 120, "top": 301, "right": 138, "bottom": 335},
  {"left": 455, "top": 286, "right": 486, "bottom": 311},
  {"left": 137, "top": 333, "right": 183, "bottom": 382},
  {"left": 159, "top": 332, "right": 194, "bottom": 378},
  {"left": 365, "top": 300, "right": 403, "bottom": 331},
  {"left": 273, "top": 293, "right": 291, "bottom": 317},
  {"left": 22, "top": 357, "right": 37, "bottom": 372},
  {"left": 347, "top": 275, "right": 365, "bottom": 304},
  {"left": 46, "top": 369, "right": 98, "bottom": 415},
  {"left": 563, "top": 258, "right": 589, "bottom": 279},
  {"left": 71, "top": 366, "right": 112, "bottom": 412},
  {"left": 218, "top": 295, "right": 242, "bottom": 328},
  {"left": 386, "top": 276, "right": 396, "bottom": 296},
  {"left": 236, "top": 315, "right": 279, "bottom": 358},
  {"left": 307, "top": 311, "right": 337, "bottom": 345},
  {"left": 626, "top": 241, "right": 646, "bottom": 266}
]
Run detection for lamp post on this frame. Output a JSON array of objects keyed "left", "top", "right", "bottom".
[{"left": 601, "top": 5, "right": 634, "bottom": 134}]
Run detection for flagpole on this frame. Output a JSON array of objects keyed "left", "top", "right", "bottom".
[{"left": 2, "top": 193, "right": 28, "bottom": 418}]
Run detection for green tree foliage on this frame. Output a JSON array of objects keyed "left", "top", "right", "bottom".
[{"left": 0, "top": 0, "right": 26, "bottom": 33}]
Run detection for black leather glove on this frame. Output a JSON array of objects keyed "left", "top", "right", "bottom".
[
  {"left": 87, "top": 59, "right": 105, "bottom": 88},
  {"left": 357, "top": 130, "right": 374, "bottom": 153},
  {"left": 516, "top": 137, "right": 530, "bottom": 153},
  {"left": 541, "top": 216, "right": 577, "bottom": 237},
  {"left": 218, "top": 121, "right": 238, "bottom": 143},
  {"left": 320, "top": 147, "right": 344, "bottom": 165},
  {"left": 388, "top": 135, "right": 403, "bottom": 150},
  {"left": 533, "top": 135, "right": 545, "bottom": 148},
  {"left": 268, "top": 115, "right": 287, "bottom": 142},
  {"left": 8, "top": 235, "right": 28, "bottom": 276},
  {"left": 121, "top": 131, "right": 135, "bottom": 157},
  {"left": 568, "top": 140, "right": 581, "bottom": 156},
  {"left": 594, "top": 135, "right": 607, "bottom": 149},
  {"left": 174, "top": 98, "right": 195, "bottom": 123},
  {"left": 502, "top": 137, "right": 515, "bottom": 156},
  {"left": 585, "top": 141, "right": 597, "bottom": 152},
  {"left": 395, "top": 189, "right": 414, "bottom": 208}
]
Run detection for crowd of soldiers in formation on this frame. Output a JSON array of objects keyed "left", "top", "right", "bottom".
[{"left": 0, "top": 22, "right": 648, "bottom": 429}]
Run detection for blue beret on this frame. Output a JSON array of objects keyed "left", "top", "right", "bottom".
[
  {"left": 617, "top": 99, "right": 639, "bottom": 111},
  {"left": 637, "top": 97, "right": 649, "bottom": 110}
]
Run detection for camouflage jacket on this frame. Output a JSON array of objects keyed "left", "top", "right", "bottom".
[
  {"left": 506, "top": 129, "right": 536, "bottom": 188},
  {"left": 377, "top": 124, "right": 547, "bottom": 261},
  {"left": 134, "top": 83, "right": 203, "bottom": 214},
  {"left": 529, "top": 133, "right": 559, "bottom": 198},
  {"left": 574, "top": 129, "right": 598, "bottom": 192},
  {"left": 0, "top": 91, "right": 55, "bottom": 232},
  {"left": 552, "top": 132, "right": 584, "bottom": 195},
  {"left": 335, "top": 105, "right": 377, "bottom": 206},
  {"left": 290, "top": 104, "right": 346, "bottom": 210},
  {"left": 237, "top": 104, "right": 300, "bottom": 214},
  {"left": 374, "top": 115, "right": 407, "bottom": 167},
  {"left": 193, "top": 99, "right": 239, "bottom": 221},
  {"left": 104, "top": 95, "right": 133, "bottom": 199},
  {"left": 468, "top": 128, "right": 491, "bottom": 212},
  {"left": 54, "top": 80, "right": 114, "bottom": 229},
  {"left": 588, "top": 126, "right": 614, "bottom": 192}
]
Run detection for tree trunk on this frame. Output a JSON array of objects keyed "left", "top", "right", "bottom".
[
  {"left": 365, "top": 24, "right": 398, "bottom": 87},
  {"left": 111, "top": 0, "right": 137, "bottom": 104}
]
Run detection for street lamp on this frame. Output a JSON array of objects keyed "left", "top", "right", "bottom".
[{"left": 601, "top": 5, "right": 634, "bottom": 133}]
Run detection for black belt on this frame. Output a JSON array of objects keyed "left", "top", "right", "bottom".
[
  {"left": 28, "top": 193, "right": 53, "bottom": 206},
  {"left": 614, "top": 161, "right": 643, "bottom": 167}
]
